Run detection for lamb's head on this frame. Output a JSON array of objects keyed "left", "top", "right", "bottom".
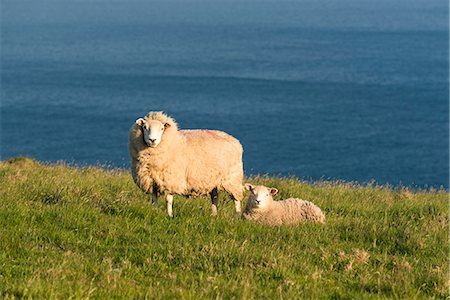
[
  {"left": 135, "top": 118, "right": 171, "bottom": 148},
  {"left": 244, "top": 183, "right": 278, "bottom": 209}
]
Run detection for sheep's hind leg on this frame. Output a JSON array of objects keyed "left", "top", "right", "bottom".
[
  {"left": 165, "top": 194, "right": 174, "bottom": 217},
  {"left": 210, "top": 188, "right": 219, "bottom": 216},
  {"left": 230, "top": 194, "right": 241, "bottom": 215},
  {"left": 234, "top": 199, "right": 241, "bottom": 214},
  {"left": 152, "top": 183, "right": 159, "bottom": 206}
]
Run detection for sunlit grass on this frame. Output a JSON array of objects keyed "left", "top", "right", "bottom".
[{"left": 0, "top": 157, "right": 448, "bottom": 298}]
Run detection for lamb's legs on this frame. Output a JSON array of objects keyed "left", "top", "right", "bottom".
[
  {"left": 152, "top": 183, "right": 159, "bottom": 206},
  {"left": 210, "top": 188, "right": 219, "bottom": 216},
  {"left": 166, "top": 194, "right": 174, "bottom": 217}
]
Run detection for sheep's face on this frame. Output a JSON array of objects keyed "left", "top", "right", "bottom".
[
  {"left": 244, "top": 184, "right": 278, "bottom": 209},
  {"left": 135, "top": 118, "right": 170, "bottom": 148}
]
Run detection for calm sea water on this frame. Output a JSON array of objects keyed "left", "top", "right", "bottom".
[{"left": 2, "top": 0, "right": 448, "bottom": 188}]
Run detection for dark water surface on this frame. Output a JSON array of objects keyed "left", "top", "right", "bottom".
[{"left": 2, "top": 0, "right": 448, "bottom": 188}]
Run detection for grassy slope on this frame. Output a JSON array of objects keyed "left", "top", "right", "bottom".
[{"left": 0, "top": 157, "right": 448, "bottom": 299}]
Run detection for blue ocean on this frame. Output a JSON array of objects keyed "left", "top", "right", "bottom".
[{"left": 2, "top": 0, "right": 448, "bottom": 188}]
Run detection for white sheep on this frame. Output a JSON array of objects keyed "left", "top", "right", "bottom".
[
  {"left": 242, "top": 184, "right": 325, "bottom": 225},
  {"left": 128, "top": 111, "right": 244, "bottom": 217}
]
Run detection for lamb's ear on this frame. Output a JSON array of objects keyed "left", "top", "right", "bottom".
[
  {"left": 269, "top": 188, "right": 278, "bottom": 195},
  {"left": 244, "top": 183, "right": 254, "bottom": 191},
  {"left": 164, "top": 122, "right": 171, "bottom": 129},
  {"left": 135, "top": 118, "right": 145, "bottom": 127}
]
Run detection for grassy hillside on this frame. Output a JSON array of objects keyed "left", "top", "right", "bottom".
[{"left": 0, "top": 157, "right": 448, "bottom": 299}]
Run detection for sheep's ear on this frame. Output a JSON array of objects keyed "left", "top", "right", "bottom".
[
  {"left": 269, "top": 188, "right": 278, "bottom": 195},
  {"left": 136, "top": 118, "right": 145, "bottom": 127},
  {"left": 164, "top": 122, "right": 171, "bottom": 129},
  {"left": 244, "top": 183, "right": 254, "bottom": 191}
]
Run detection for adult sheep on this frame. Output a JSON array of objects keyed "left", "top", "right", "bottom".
[
  {"left": 128, "top": 111, "right": 244, "bottom": 217},
  {"left": 243, "top": 184, "right": 325, "bottom": 225}
]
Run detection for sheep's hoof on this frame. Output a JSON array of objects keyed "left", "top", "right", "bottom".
[{"left": 211, "top": 204, "right": 218, "bottom": 216}]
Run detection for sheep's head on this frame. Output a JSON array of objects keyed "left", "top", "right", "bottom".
[
  {"left": 135, "top": 118, "right": 171, "bottom": 148},
  {"left": 244, "top": 183, "right": 278, "bottom": 209}
]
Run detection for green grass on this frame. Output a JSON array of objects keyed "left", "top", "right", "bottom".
[{"left": 0, "top": 157, "right": 448, "bottom": 299}]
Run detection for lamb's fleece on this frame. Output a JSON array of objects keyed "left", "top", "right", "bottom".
[
  {"left": 243, "top": 184, "right": 325, "bottom": 225},
  {"left": 128, "top": 111, "right": 244, "bottom": 201}
]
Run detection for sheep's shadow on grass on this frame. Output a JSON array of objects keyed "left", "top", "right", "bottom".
[{"left": 33, "top": 191, "right": 64, "bottom": 205}]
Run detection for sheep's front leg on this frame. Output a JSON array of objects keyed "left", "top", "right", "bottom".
[
  {"left": 210, "top": 188, "right": 219, "bottom": 216},
  {"left": 166, "top": 194, "right": 174, "bottom": 217},
  {"left": 152, "top": 183, "right": 159, "bottom": 206},
  {"left": 152, "top": 190, "right": 158, "bottom": 206}
]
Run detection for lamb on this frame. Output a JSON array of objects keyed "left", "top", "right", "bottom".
[
  {"left": 242, "top": 184, "right": 325, "bottom": 225},
  {"left": 128, "top": 111, "right": 244, "bottom": 217}
]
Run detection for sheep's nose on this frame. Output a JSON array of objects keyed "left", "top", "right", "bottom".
[{"left": 149, "top": 139, "right": 156, "bottom": 143}]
